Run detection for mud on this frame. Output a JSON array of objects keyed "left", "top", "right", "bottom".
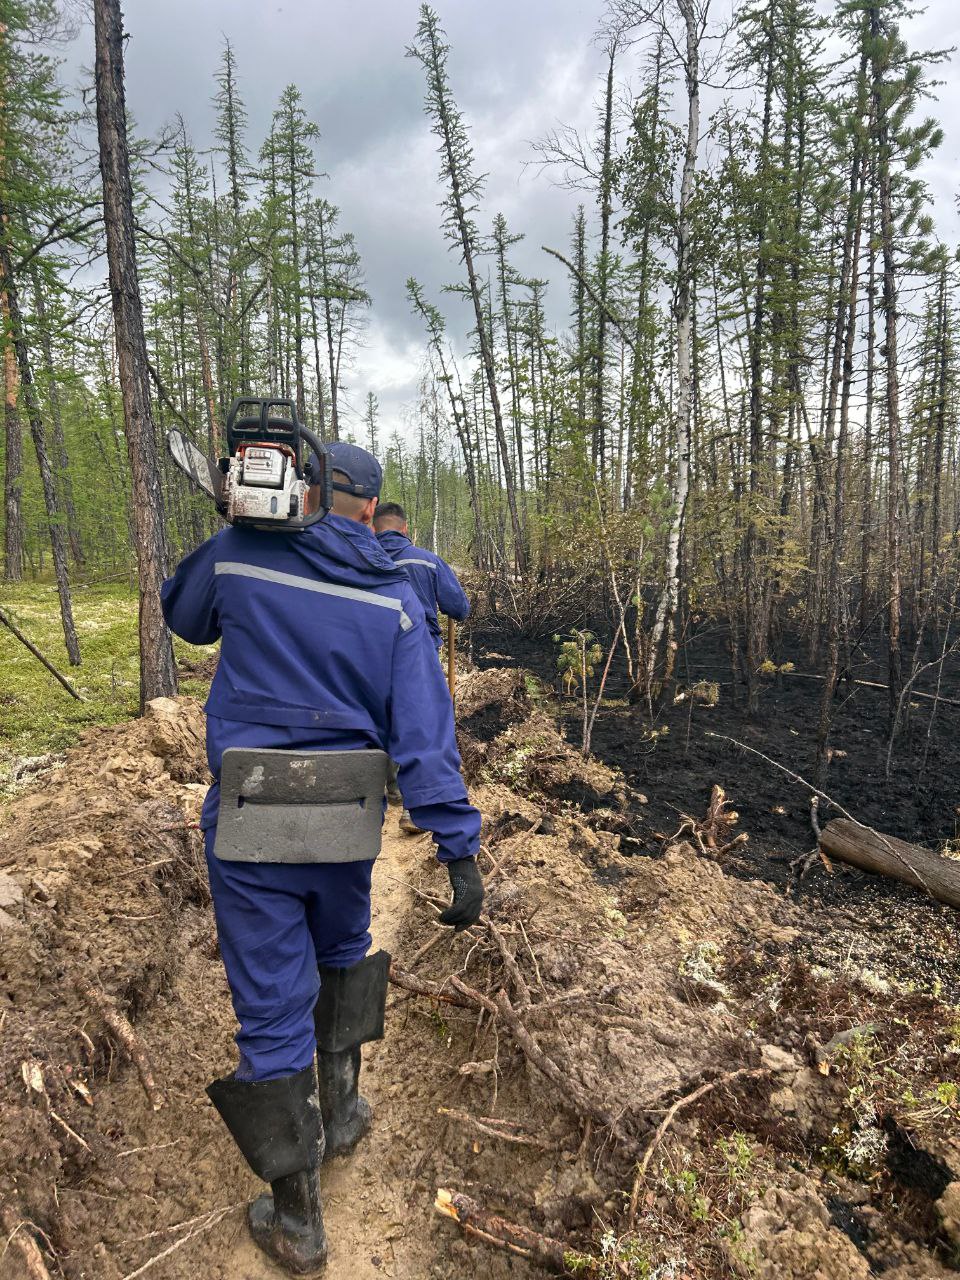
[{"left": 1, "top": 675, "right": 959, "bottom": 1279}]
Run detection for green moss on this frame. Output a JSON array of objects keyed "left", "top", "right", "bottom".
[{"left": 0, "top": 581, "right": 214, "bottom": 783}]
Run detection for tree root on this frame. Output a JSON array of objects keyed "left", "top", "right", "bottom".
[
  {"left": 669, "top": 784, "right": 749, "bottom": 859},
  {"left": 626, "top": 1067, "right": 768, "bottom": 1229},
  {"left": 389, "top": 963, "right": 634, "bottom": 1151},
  {"left": 437, "top": 1107, "right": 556, "bottom": 1149},
  {"left": 0, "top": 1203, "right": 54, "bottom": 1280},
  {"left": 71, "top": 972, "right": 164, "bottom": 1111}
]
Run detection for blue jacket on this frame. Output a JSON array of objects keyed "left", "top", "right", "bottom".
[
  {"left": 161, "top": 514, "right": 479, "bottom": 862},
  {"left": 376, "top": 530, "right": 470, "bottom": 650}
]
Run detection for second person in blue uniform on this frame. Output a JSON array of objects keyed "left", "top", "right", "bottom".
[
  {"left": 374, "top": 501, "right": 470, "bottom": 829},
  {"left": 373, "top": 501, "right": 470, "bottom": 653}
]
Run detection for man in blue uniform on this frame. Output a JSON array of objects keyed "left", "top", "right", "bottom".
[
  {"left": 373, "top": 502, "right": 470, "bottom": 827},
  {"left": 161, "top": 442, "right": 483, "bottom": 1275},
  {"left": 373, "top": 501, "right": 469, "bottom": 653}
]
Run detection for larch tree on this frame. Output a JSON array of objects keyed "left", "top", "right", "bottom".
[
  {"left": 94, "top": 0, "right": 178, "bottom": 706},
  {"left": 407, "top": 4, "right": 527, "bottom": 572}
]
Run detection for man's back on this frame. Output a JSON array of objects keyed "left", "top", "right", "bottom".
[
  {"left": 164, "top": 515, "right": 410, "bottom": 730},
  {"left": 161, "top": 512, "right": 467, "bottom": 821}
]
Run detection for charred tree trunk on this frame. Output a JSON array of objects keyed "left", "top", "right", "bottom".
[
  {"left": 816, "top": 60, "right": 868, "bottom": 784},
  {"left": 870, "top": 8, "right": 903, "bottom": 730},
  {"left": 742, "top": 14, "right": 775, "bottom": 716},
  {"left": 94, "top": 0, "right": 177, "bottom": 707}
]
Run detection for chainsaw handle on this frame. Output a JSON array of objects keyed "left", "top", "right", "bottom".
[{"left": 282, "top": 422, "right": 332, "bottom": 529}]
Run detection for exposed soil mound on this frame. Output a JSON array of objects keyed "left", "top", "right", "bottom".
[
  {"left": 0, "top": 698, "right": 209, "bottom": 1260},
  {"left": 457, "top": 665, "right": 628, "bottom": 814}
]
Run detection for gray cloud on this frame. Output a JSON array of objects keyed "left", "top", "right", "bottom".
[{"left": 63, "top": 1, "right": 960, "bottom": 439}]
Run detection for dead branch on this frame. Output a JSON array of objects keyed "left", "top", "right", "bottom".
[
  {"left": 437, "top": 1107, "right": 556, "bottom": 1149},
  {"left": 0, "top": 1204, "right": 54, "bottom": 1280},
  {"left": 390, "top": 964, "right": 634, "bottom": 1149},
  {"left": 435, "top": 1189, "right": 622, "bottom": 1276},
  {"left": 0, "top": 605, "right": 84, "bottom": 701},
  {"left": 388, "top": 963, "right": 477, "bottom": 1009},
  {"left": 541, "top": 246, "right": 636, "bottom": 352},
  {"left": 786, "top": 669, "right": 960, "bottom": 708},
  {"left": 790, "top": 797, "right": 831, "bottom": 880},
  {"left": 119, "top": 1203, "right": 243, "bottom": 1280},
  {"left": 71, "top": 973, "right": 163, "bottom": 1111},
  {"left": 627, "top": 1067, "right": 768, "bottom": 1229},
  {"left": 406, "top": 928, "right": 454, "bottom": 969}
]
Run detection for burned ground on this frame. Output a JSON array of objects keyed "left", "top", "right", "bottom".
[{"left": 471, "top": 621, "right": 960, "bottom": 995}]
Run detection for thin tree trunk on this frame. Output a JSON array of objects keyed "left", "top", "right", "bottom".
[
  {"left": 2, "top": 289, "right": 22, "bottom": 580},
  {"left": 742, "top": 9, "right": 775, "bottom": 716},
  {"left": 94, "top": 0, "right": 177, "bottom": 707},
  {"left": 593, "top": 41, "right": 617, "bottom": 484},
  {"left": 644, "top": 0, "right": 699, "bottom": 695},
  {"left": 816, "top": 113, "right": 867, "bottom": 784},
  {"left": 859, "top": 181, "right": 877, "bottom": 633},
  {"left": 29, "top": 264, "right": 84, "bottom": 566},
  {"left": 415, "top": 18, "right": 526, "bottom": 571},
  {"left": 871, "top": 7, "right": 903, "bottom": 730},
  {"left": 0, "top": 234, "right": 80, "bottom": 664}
]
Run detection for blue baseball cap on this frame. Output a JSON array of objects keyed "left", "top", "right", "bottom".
[{"left": 321, "top": 441, "right": 382, "bottom": 499}]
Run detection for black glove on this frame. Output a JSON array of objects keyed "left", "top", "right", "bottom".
[{"left": 438, "top": 857, "right": 484, "bottom": 931}]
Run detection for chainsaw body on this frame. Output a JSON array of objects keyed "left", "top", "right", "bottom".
[{"left": 167, "top": 397, "right": 332, "bottom": 533}]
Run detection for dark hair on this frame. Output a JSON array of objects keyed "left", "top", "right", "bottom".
[{"left": 376, "top": 501, "right": 406, "bottom": 522}]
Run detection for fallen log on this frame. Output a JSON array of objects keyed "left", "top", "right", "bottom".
[{"left": 819, "top": 818, "right": 960, "bottom": 909}]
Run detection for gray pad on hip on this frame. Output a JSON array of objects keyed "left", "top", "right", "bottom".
[{"left": 214, "top": 748, "right": 389, "bottom": 864}]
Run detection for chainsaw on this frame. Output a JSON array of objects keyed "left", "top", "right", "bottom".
[{"left": 167, "top": 397, "right": 332, "bottom": 532}]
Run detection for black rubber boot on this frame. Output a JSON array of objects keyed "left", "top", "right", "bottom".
[
  {"left": 314, "top": 952, "right": 390, "bottom": 1161},
  {"left": 385, "top": 760, "right": 402, "bottom": 807},
  {"left": 207, "top": 1065, "right": 328, "bottom": 1275},
  {"left": 317, "top": 1045, "right": 372, "bottom": 1158},
  {"left": 247, "top": 1167, "right": 328, "bottom": 1275}
]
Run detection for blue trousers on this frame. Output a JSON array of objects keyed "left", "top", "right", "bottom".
[{"left": 205, "top": 830, "right": 374, "bottom": 1081}]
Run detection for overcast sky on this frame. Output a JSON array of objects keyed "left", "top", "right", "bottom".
[{"left": 65, "top": 0, "right": 960, "bottom": 441}]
